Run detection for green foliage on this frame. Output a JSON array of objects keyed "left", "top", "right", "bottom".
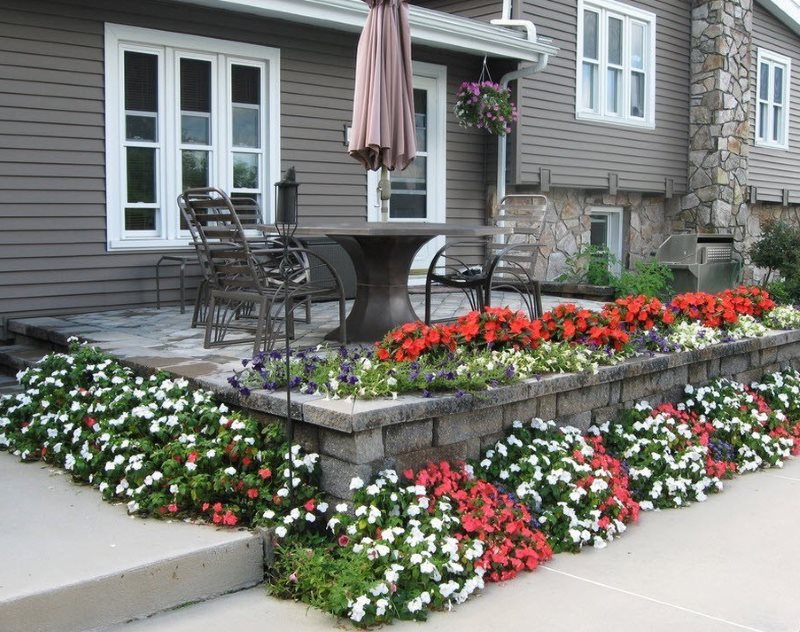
[
  {"left": 557, "top": 244, "right": 619, "bottom": 286},
  {"left": 612, "top": 259, "right": 673, "bottom": 300},
  {"left": 269, "top": 534, "right": 377, "bottom": 619},
  {"left": 750, "top": 220, "right": 800, "bottom": 302}
]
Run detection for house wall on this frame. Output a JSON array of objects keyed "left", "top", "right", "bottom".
[
  {"left": 512, "top": 0, "right": 690, "bottom": 195},
  {"left": 0, "top": 0, "right": 491, "bottom": 330},
  {"left": 749, "top": 1, "right": 800, "bottom": 204}
]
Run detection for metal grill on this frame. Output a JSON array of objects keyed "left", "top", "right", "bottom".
[{"left": 657, "top": 234, "right": 742, "bottom": 294}]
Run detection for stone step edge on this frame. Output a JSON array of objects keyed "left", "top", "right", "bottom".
[
  {"left": 0, "top": 343, "right": 53, "bottom": 375},
  {"left": 1, "top": 531, "right": 271, "bottom": 632}
]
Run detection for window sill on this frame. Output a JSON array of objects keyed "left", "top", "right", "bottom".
[
  {"left": 754, "top": 140, "right": 789, "bottom": 151},
  {"left": 575, "top": 111, "right": 655, "bottom": 130},
  {"left": 107, "top": 239, "right": 194, "bottom": 252}
]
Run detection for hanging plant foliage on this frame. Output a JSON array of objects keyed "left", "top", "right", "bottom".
[{"left": 454, "top": 80, "right": 518, "bottom": 136}]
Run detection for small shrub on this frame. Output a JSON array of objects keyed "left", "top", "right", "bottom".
[
  {"left": 612, "top": 259, "right": 673, "bottom": 300},
  {"left": 557, "top": 245, "right": 619, "bottom": 286}
]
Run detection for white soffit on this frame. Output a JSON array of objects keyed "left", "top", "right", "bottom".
[
  {"left": 760, "top": 0, "right": 800, "bottom": 36},
  {"left": 170, "top": 0, "right": 558, "bottom": 61}
]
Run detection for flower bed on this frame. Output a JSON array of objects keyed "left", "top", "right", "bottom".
[
  {"left": 232, "top": 287, "right": 787, "bottom": 401},
  {"left": 3, "top": 341, "right": 800, "bottom": 626}
]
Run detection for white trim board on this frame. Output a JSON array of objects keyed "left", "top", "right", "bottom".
[{"left": 170, "top": 0, "right": 558, "bottom": 62}]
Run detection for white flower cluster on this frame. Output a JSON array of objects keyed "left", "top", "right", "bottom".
[
  {"left": 762, "top": 305, "right": 800, "bottom": 330},
  {"left": 330, "top": 470, "right": 485, "bottom": 624},
  {"left": 477, "top": 419, "right": 631, "bottom": 552}
]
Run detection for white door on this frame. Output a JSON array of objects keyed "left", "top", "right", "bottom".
[{"left": 367, "top": 63, "right": 446, "bottom": 280}]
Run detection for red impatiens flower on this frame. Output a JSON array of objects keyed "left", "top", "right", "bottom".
[
  {"left": 303, "top": 498, "right": 316, "bottom": 512},
  {"left": 167, "top": 503, "right": 178, "bottom": 513},
  {"left": 246, "top": 488, "right": 259, "bottom": 499},
  {"left": 338, "top": 534, "right": 350, "bottom": 547},
  {"left": 258, "top": 468, "right": 272, "bottom": 480}
]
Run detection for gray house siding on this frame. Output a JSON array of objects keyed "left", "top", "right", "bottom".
[
  {"left": 0, "top": 0, "right": 490, "bottom": 326},
  {"left": 749, "top": 1, "right": 800, "bottom": 204},
  {"left": 512, "top": 0, "right": 690, "bottom": 194},
  {"left": 411, "top": 0, "right": 501, "bottom": 21}
]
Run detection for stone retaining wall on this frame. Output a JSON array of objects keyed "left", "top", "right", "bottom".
[{"left": 238, "top": 330, "right": 800, "bottom": 499}]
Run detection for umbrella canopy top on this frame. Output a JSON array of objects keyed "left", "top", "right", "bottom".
[{"left": 348, "top": 0, "right": 417, "bottom": 172}]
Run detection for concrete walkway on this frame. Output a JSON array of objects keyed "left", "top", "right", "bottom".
[
  {"left": 110, "top": 457, "right": 800, "bottom": 632},
  {"left": 0, "top": 453, "right": 265, "bottom": 632}
]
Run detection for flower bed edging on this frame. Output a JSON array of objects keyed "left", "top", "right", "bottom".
[{"left": 238, "top": 329, "right": 800, "bottom": 500}]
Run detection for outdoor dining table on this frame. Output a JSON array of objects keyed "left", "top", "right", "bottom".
[{"left": 266, "top": 222, "right": 510, "bottom": 343}]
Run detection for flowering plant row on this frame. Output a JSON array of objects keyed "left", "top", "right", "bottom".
[{"left": 0, "top": 343, "right": 326, "bottom": 533}]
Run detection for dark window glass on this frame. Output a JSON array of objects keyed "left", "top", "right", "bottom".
[
  {"left": 232, "top": 65, "right": 260, "bottom": 105},
  {"left": 125, "top": 208, "right": 156, "bottom": 231},
  {"left": 126, "top": 147, "right": 156, "bottom": 203},
  {"left": 125, "top": 51, "right": 158, "bottom": 112},
  {"left": 180, "top": 58, "right": 211, "bottom": 113}
]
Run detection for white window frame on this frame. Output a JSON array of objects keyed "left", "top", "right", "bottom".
[
  {"left": 367, "top": 61, "right": 447, "bottom": 224},
  {"left": 589, "top": 207, "right": 623, "bottom": 276},
  {"left": 576, "top": 0, "right": 656, "bottom": 129},
  {"left": 755, "top": 48, "right": 791, "bottom": 150},
  {"left": 104, "top": 24, "right": 280, "bottom": 251}
]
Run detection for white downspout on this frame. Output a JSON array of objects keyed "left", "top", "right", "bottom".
[{"left": 490, "top": 10, "right": 551, "bottom": 202}]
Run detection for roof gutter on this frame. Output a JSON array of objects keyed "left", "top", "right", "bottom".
[
  {"left": 170, "top": 0, "right": 558, "bottom": 62},
  {"left": 492, "top": 19, "right": 552, "bottom": 203}
]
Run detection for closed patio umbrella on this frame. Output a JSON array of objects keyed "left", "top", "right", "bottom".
[{"left": 348, "top": 0, "right": 417, "bottom": 221}]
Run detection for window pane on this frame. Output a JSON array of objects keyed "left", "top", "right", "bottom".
[
  {"left": 126, "top": 147, "right": 156, "bottom": 203},
  {"left": 773, "top": 105, "right": 783, "bottom": 142},
  {"left": 759, "top": 102, "right": 768, "bottom": 139},
  {"left": 582, "top": 62, "right": 597, "bottom": 110},
  {"left": 182, "top": 150, "right": 209, "bottom": 189},
  {"left": 125, "top": 208, "right": 156, "bottom": 231},
  {"left": 233, "top": 153, "right": 259, "bottom": 189},
  {"left": 607, "top": 68, "right": 621, "bottom": 113},
  {"left": 414, "top": 89, "right": 427, "bottom": 152},
  {"left": 608, "top": 17, "right": 622, "bottom": 66},
  {"left": 232, "top": 65, "right": 260, "bottom": 105},
  {"left": 126, "top": 114, "right": 156, "bottom": 142},
  {"left": 583, "top": 10, "right": 599, "bottom": 60},
  {"left": 773, "top": 66, "right": 784, "bottom": 104},
  {"left": 181, "top": 114, "right": 209, "bottom": 144},
  {"left": 124, "top": 51, "right": 158, "bottom": 112},
  {"left": 590, "top": 215, "right": 608, "bottom": 246},
  {"left": 180, "top": 59, "right": 211, "bottom": 113},
  {"left": 631, "top": 22, "right": 645, "bottom": 70},
  {"left": 392, "top": 157, "right": 427, "bottom": 218},
  {"left": 630, "top": 72, "right": 645, "bottom": 118},
  {"left": 760, "top": 63, "right": 770, "bottom": 101},
  {"left": 232, "top": 106, "right": 259, "bottom": 148}
]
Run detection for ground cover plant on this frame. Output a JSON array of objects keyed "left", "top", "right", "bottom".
[
  {"left": 0, "top": 342, "right": 326, "bottom": 532},
  {"left": 233, "top": 286, "right": 789, "bottom": 400},
  {"left": 3, "top": 342, "right": 800, "bottom": 626}
]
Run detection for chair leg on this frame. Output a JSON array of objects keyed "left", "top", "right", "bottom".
[
  {"left": 204, "top": 294, "right": 217, "bottom": 349},
  {"left": 424, "top": 277, "right": 433, "bottom": 324},
  {"left": 253, "top": 296, "right": 270, "bottom": 355},
  {"left": 191, "top": 279, "right": 208, "bottom": 328},
  {"left": 533, "top": 280, "right": 543, "bottom": 319}
]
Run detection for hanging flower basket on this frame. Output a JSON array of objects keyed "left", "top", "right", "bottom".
[{"left": 454, "top": 80, "right": 518, "bottom": 136}]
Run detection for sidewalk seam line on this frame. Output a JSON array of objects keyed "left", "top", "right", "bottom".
[{"left": 539, "top": 566, "right": 766, "bottom": 632}]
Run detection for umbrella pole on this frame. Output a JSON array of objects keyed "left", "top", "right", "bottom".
[{"left": 379, "top": 165, "right": 391, "bottom": 222}]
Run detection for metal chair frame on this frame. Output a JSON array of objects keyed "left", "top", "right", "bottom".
[
  {"left": 178, "top": 187, "right": 347, "bottom": 353},
  {"left": 424, "top": 194, "right": 549, "bottom": 323}
]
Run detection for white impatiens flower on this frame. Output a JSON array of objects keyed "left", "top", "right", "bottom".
[{"left": 349, "top": 476, "right": 365, "bottom": 490}]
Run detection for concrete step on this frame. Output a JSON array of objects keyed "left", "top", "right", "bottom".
[
  {"left": 0, "top": 453, "right": 267, "bottom": 632},
  {"left": 0, "top": 342, "right": 52, "bottom": 375},
  {"left": 0, "top": 373, "right": 22, "bottom": 396}
]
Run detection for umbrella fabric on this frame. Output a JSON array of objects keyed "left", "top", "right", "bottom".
[{"left": 349, "top": 0, "right": 416, "bottom": 172}]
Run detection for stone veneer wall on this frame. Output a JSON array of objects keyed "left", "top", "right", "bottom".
[
  {"left": 680, "top": 0, "right": 753, "bottom": 245},
  {"left": 241, "top": 330, "right": 800, "bottom": 500},
  {"left": 526, "top": 189, "right": 673, "bottom": 281}
]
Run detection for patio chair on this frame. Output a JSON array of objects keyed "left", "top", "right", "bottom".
[
  {"left": 424, "top": 194, "right": 549, "bottom": 323},
  {"left": 179, "top": 187, "right": 347, "bottom": 353}
]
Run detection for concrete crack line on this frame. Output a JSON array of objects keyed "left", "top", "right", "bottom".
[{"left": 539, "top": 566, "right": 766, "bottom": 632}]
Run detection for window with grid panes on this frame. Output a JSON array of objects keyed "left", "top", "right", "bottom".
[
  {"left": 755, "top": 49, "right": 791, "bottom": 149},
  {"left": 105, "top": 25, "right": 279, "bottom": 249}
]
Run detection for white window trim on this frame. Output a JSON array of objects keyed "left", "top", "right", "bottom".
[
  {"left": 104, "top": 23, "right": 280, "bottom": 251},
  {"left": 367, "top": 61, "right": 447, "bottom": 224},
  {"left": 755, "top": 47, "right": 792, "bottom": 150},
  {"left": 589, "top": 207, "right": 623, "bottom": 276},
  {"left": 575, "top": 0, "right": 656, "bottom": 129}
]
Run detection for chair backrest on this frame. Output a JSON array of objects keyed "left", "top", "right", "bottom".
[
  {"left": 179, "top": 187, "right": 274, "bottom": 294},
  {"left": 488, "top": 194, "right": 549, "bottom": 277}
]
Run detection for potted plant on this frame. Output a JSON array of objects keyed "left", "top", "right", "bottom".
[{"left": 454, "top": 80, "right": 518, "bottom": 136}]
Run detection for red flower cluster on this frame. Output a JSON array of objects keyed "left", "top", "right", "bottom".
[
  {"left": 539, "top": 303, "right": 629, "bottom": 351},
  {"left": 410, "top": 462, "right": 553, "bottom": 583},
  {"left": 718, "top": 286, "right": 776, "bottom": 318},
  {"left": 201, "top": 501, "right": 239, "bottom": 525},
  {"left": 602, "top": 295, "right": 675, "bottom": 333},
  {"left": 376, "top": 307, "right": 537, "bottom": 362}
]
